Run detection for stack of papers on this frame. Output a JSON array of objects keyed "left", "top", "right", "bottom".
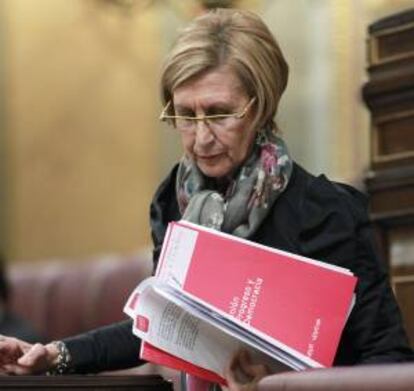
[{"left": 124, "top": 221, "right": 357, "bottom": 385}]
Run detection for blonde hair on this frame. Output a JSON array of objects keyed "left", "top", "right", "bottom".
[{"left": 160, "top": 8, "right": 289, "bottom": 132}]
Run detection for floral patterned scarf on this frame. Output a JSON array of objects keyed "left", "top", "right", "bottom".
[{"left": 176, "top": 128, "right": 293, "bottom": 238}]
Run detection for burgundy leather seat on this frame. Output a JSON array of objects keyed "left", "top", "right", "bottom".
[{"left": 8, "top": 254, "right": 152, "bottom": 340}]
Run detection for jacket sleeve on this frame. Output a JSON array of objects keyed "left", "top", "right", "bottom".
[
  {"left": 298, "top": 175, "right": 414, "bottom": 365},
  {"left": 149, "top": 164, "right": 181, "bottom": 274},
  {"left": 63, "top": 319, "right": 144, "bottom": 373}
]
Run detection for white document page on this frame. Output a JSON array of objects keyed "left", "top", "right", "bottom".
[{"left": 124, "top": 277, "right": 289, "bottom": 377}]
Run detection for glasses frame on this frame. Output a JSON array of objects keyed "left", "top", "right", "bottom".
[{"left": 159, "top": 97, "right": 257, "bottom": 129}]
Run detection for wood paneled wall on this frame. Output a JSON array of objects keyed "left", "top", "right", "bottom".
[{"left": 364, "top": 8, "right": 414, "bottom": 346}]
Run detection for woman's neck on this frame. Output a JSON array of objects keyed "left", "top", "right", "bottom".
[{"left": 204, "top": 170, "right": 239, "bottom": 197}]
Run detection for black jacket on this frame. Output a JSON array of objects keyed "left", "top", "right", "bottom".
[{"left": 65, "top": 162, "right": 413, "bottom": 373}]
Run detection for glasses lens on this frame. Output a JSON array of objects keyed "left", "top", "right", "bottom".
[
  {"left": 175, "top": 118, "right": 195, "bottom": 131},
  {"left": 206, "top": 116, "right": 234, "bottom": 132}
]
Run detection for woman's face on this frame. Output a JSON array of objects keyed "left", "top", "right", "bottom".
[{"left": 172, "top": 66, "right": 257, "bottom": 178}]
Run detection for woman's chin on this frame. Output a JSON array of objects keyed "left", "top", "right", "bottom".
[{"left": 197, "top": 162, "right": 232, "bottom": 179}]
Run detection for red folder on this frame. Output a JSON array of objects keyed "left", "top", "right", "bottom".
[
  {"left": 156, "top": 221, "right": 357, "bottom": 367},
  {"left": 141, "top": 342, "right": 227, "bottom": 385}
]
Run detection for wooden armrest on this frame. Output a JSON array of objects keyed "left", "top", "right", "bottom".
[{"left": 258, "top": 364, "right": 414, "bottom": 391}]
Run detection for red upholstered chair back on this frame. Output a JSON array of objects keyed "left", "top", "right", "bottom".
[{"left": 8, "top": 254, "right": 152, "bottom": 341}]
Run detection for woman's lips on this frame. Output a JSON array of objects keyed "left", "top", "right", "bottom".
[{"left": 197, "top": 154, "right": 223, "bottom": 162}]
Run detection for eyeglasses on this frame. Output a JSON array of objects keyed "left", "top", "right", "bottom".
[{"left": 159, "top": 97, "right": 256, "bottom": 133}]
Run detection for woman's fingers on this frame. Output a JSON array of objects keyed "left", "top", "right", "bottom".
[
  {"left": 0, "top": 342, "right": 50, "bottom": 375},
  {"left": 17, "top": 343, "right": 50, "bottom": 373},
  {"left": 238, "top": 350, "right": 269, "bottom": 379},
  {"left": 2, "top": 363, "right": 34, "bottom": 376},
  {"left": 226, "top": 350, "right": 270, "bottom": 391},
  {"left": 0, "top": 337, "right": 48, "bottom": 375},
  {"left": 18, "top": 344, "right": 44, "bottom": 365},
  {"left": 0, "top": 337, "right": 27, "bottom": 365},
  {"left": 225, "top": 365, "right": 247, "bottom": 391}
]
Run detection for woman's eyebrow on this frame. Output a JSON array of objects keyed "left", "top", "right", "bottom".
[
  {"left": 207, "top": 101, "right": 234, "bottom": 109},
  {"left": 174, "top": 104, "right": 194, "bottom": 113},
  {"left": 174, "top": 99, "right": 238, "bottom": 113}
]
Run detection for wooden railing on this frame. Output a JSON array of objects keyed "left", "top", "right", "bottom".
[
  {"left": 0, "top": 374, "right": 173, "bottom": 391},
  {"left": 257, "top": 363, "right": 414, "bottom": 391}
]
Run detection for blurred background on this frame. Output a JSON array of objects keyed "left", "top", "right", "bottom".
[{"left": 0, "top": 0, "right": 412, "bottom": 263}]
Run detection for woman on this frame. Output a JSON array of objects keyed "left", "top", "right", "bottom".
[{"left": 0, "top": 7, "right": 412, "bottom": 381}]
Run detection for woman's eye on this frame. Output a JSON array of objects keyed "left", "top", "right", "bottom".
[
  {"left": 207, "top": 109, "right": 231, "bottom": 116},
  {"left": 177, "top": 112, "right": 194, "bottom": 117},
  {"left": 176, "top": 118, "right": 195, "bottom": 130},
  {"left": 207, "top": 117, "right": 229, "bottom": 128},
  {"left": 211, "top": 117, "right": 227, "bottom": 123}
]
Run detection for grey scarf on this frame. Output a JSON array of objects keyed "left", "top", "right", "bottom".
[{"left": 176, "top": 129, "right": 293, "bottom": 238}]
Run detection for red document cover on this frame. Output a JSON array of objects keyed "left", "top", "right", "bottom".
[
  {"left": 157, "top": 221, "right": 357, "bottom": 368},
  {"left": 141, "top": 342, "right": 227, "bottom": 385}
]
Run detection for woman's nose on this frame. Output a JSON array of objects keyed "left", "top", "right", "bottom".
[{"left": 194, "top": 120, "right": 215, "bottom": 146}]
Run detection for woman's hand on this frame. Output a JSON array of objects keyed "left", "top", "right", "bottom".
[
  {"left": 0, "top": 335, "right": 59, "bottom": 375},
  {"left": 225, "top": 349, "right": 270, "bottom": 391}
]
